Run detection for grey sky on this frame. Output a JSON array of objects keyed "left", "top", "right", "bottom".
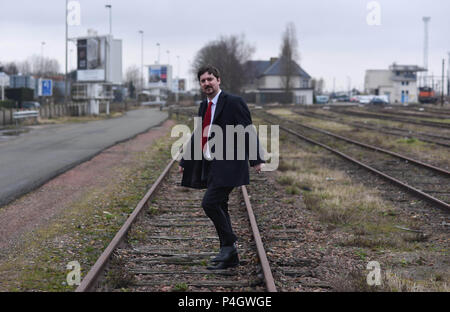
[{"left": 1, "top": 0, "right": 449, "bottom": 92}]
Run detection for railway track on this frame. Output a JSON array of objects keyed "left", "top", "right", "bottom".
[
  {"left": 256, "top": 110, "right": 450, "bottom": 212},
  {"left": 292, "top": 109, "right": 450, "bottom": 148},
  {"left": 366, "top": 107, "right": 450, "bottom": 120},
  {"left": 75, "top": 150, "right": 277, "bottom": 292},
  {"left": 329, "top": 108, "right": 450, "bottom": 129}
]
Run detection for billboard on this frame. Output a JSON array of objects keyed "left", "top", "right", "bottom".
[
  {"left": 149, "top": 66, "right": 168, "bottom": 84},
  {"left": 77, "top": 37, "right": 106, "bottom": 81},
  {"left": 178, "top": 79, "right": 185, "bottom": 91}
]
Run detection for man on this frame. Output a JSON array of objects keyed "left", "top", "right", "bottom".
[{"left": 178, "top": 65, "right": 264, "bottom": 270}]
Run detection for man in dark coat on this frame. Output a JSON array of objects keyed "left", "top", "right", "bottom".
[{"left": 178, "top": 65, "right": 264, "bottom": 269}]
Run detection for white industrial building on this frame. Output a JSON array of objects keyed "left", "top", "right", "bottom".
[
  {"left": 72, "top": 31, "right": 122, "bottom": 115},
  {"left": 365, "top": 63, "right": 425, "bottom": 105}
]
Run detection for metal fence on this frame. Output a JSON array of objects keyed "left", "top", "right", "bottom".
[{"left": 0, "top": 101, "right": 139, "bottom": 127}]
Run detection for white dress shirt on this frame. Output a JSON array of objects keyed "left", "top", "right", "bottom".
[{"left": 205, "top": 89, "right": 221, "bottom": 159}]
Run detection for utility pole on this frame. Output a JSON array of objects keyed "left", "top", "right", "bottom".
[
  {"left": 422, "top": 17, "right": 430, "bottom": 87},
  {"left": 139, "top": 30, "right": 144, "bottom": 95},
  {"left": 156, "top": 43, "right": 160, "bottom": 64},
  {"left": 105, "top": 5, "right": 112, "bottom": 36},
  {"left": 442, "top": 59, "right": 445, "bottom": 107},
  {"left": 447, "top": 52, "right": 450, "bottom": 96},
  {"left": 65, "top": 0, "right": 68, "bottom": 109}
]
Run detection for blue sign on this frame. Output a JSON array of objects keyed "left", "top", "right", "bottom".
[{"left": 41, "top": 79, "right": 52, "bottom": 96}]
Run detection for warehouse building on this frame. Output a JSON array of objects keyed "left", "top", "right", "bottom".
[{"left": 364, "top": 63, "right": 425, "bottom": 104}]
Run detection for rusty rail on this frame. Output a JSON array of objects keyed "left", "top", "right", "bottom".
[
  {"left": 241, "top": 185, "right": 277, "bottom": 292},
  {"left": 275, "top": 123, "right": 450, "bottom": 212},
  {"left": 76, "top": 155, "right": 178, "bottom": 292},
  {"left": 76, "top": 148, "right": 278, "bottom": 291}
]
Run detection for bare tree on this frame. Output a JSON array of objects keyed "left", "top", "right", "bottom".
[
  {"left": 1, "top": 62, "right": 19, "bottom": 75},
  {"left": 280, "top": 22, "right": 300, "bottom": 102},
  {"left": 192, "top": 34, "right": 255, "bottom": 95},
  {"left": 311, "top": 77, "right": 325, "bottom": 95},
  {"left": 14, "top": 55, "right": 60, "bottom": 76},
  {"left": 125, "top": 65, "right": 140, "bottom": 87},
  {"left": 124, "top": 65, "right": 140, "bottom": 98}
]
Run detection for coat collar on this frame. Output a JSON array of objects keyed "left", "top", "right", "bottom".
[{"left": 212, "top": 91, "right": 226, "bottom": 124}]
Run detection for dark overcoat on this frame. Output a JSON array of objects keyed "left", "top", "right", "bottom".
[{"left": 179, "top": 91, "right": 264, "bottom": 189}]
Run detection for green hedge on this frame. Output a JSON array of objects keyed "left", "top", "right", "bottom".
[{"left": 0, "top": 99, "right": 16, "bottom": 109}]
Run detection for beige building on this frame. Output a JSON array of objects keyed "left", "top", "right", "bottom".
[{"left": 365, "top": 64, "right": 425, "bottom": 104}]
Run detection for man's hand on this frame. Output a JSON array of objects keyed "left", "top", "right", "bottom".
[
  {"left": 254, "top": 163, "right": 263, "bottom": 174},
  {"left": 178, "top": 166, "right": 184, "bottom": 174}
]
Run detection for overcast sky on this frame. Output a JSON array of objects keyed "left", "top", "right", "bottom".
[{"left": 1, "top": 0, "right": 449, "bottom": 92}]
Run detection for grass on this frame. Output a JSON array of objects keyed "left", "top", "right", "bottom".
[
  {"left": 264, "top": 120, "right": 449, "bottom": 291},
  {"left": 0, "top": 129, "right": 176, "bottom": 291}
]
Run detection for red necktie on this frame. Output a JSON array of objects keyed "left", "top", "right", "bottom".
[{"left": 202, "top": 101, "right": 213, "bottom": 149}]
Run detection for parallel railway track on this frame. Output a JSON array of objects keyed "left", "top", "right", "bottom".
[
  {"left": 292, "top": 109, "right": 450, "bottom": 148},
  {"left": 256, "top": 110, "right": 450, "bottom": 212},
  {"left": 329, "top": 108, "right": 450, "bottom": 129}
]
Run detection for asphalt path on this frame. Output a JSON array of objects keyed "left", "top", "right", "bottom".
[{"left": 0, "top": 108, "right": 168, "bottom": 207}]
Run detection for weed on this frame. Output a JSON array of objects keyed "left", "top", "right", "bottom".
[{"left": 173, "top": 282, "right": 189, "bottom": 291}]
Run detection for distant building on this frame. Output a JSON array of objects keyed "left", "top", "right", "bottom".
[
  {"left": 364, "top": 63, "right": 426, "bottom": 104},
  {"left": 0, "top": 72, "right": 10, "bottom": 100},
  {"left": 244, "top": 57, "right": 313, "bottom": 105}
]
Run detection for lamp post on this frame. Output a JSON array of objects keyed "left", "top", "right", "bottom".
[
  {"left": 105, "top": 5, "right": 112, "bottom": 36},
  {"left": 139, "top": 30, "right": 144, "bottom": 94},
  {"left": 156, "top": 43, "right": 160, "bottom": 64},
  {"left": 65, "top": 0, "right": 68, "bottom": 108},
  {"left": 41, "top": 42, "right": 46, "bottom": 76}
]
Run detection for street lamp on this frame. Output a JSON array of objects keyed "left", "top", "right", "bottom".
[
  {"left": 105, "top": 5, "right": 112, "bottom": 36},
  {"left": 41, "top": 41, "right": 46, "bottom": 76},
  {"left": 156, "top": 43, "right": 160, "bottom": 64},
  {"left": 167, "top": 50, "right": 170, "bottom": 65},
  {"left": 139, "top": 30, "right": 144, "bottom": 93}
]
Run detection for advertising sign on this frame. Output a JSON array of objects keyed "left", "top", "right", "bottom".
[
  {"left": 77, "top": 37, "right": 106, "bottom": 81},
  {"left": 148, "top": 65, "right": 168, "bottom": 88},
  {"left": 178, "top": 79, "right": 185, "bottom": 91}
]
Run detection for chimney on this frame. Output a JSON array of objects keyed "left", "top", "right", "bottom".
[{"left": 270, "top": 57, "right": 278, "bottom": 65}]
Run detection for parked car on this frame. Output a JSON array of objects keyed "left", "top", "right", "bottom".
[
  {"left": 22, "top": 101, "right": 41, "bottom": 110},
  {"left": 315, "top": 95, "right": 329, "bottom": 104},
  {"left": 369, "top": 98, "right": 388, "bottom": 106},
  {"left": 358, "top": 96, "right": 372, "bottom": 104},
  {"left": 336, "top": 95, "right": 350, "bottom": 102}
]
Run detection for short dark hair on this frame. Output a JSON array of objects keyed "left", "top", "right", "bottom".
[{"left": 197, "top": 65, "right": 221, "bottom": 81}]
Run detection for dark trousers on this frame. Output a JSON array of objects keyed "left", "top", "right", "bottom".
[{"left": 202, "top": 186, "right": 237, "bottom": 247}]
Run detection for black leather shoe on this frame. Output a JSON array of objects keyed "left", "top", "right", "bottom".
[
  {"left": 207, "top": 253, "right": 239, "bottom": 270},
  {"left": 211, "top": 244, "right": 237, "bottom": 262}
]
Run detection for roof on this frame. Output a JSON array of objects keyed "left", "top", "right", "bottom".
[{"left": 246, "top": 57, "right": 311, "bottom": 80}]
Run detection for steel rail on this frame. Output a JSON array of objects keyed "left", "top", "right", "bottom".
[
  {"left": 295, "top": 110, "right": 450, "bottom": 148},
  {"left": 260, "top": 116, "right": 450, "bottom": 212},
  {"left": 241, "top": 185, "right": 277, "bottom": 292},
  {"left": 273, "top": 113, "right": 450, "bottom": 176},
  {"left": 76, "top": 154, "right": 178, "bottom": 292},
  {"left": 330, "top": 108, "right": 450, "bottom": 129},
  {"left": 76, "top": 145, "right": 278, "bottom": 291}
]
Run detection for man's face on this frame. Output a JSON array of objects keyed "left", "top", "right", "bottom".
[{"left": 199, "top": 72, "right": 221, "bottom": 98}]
